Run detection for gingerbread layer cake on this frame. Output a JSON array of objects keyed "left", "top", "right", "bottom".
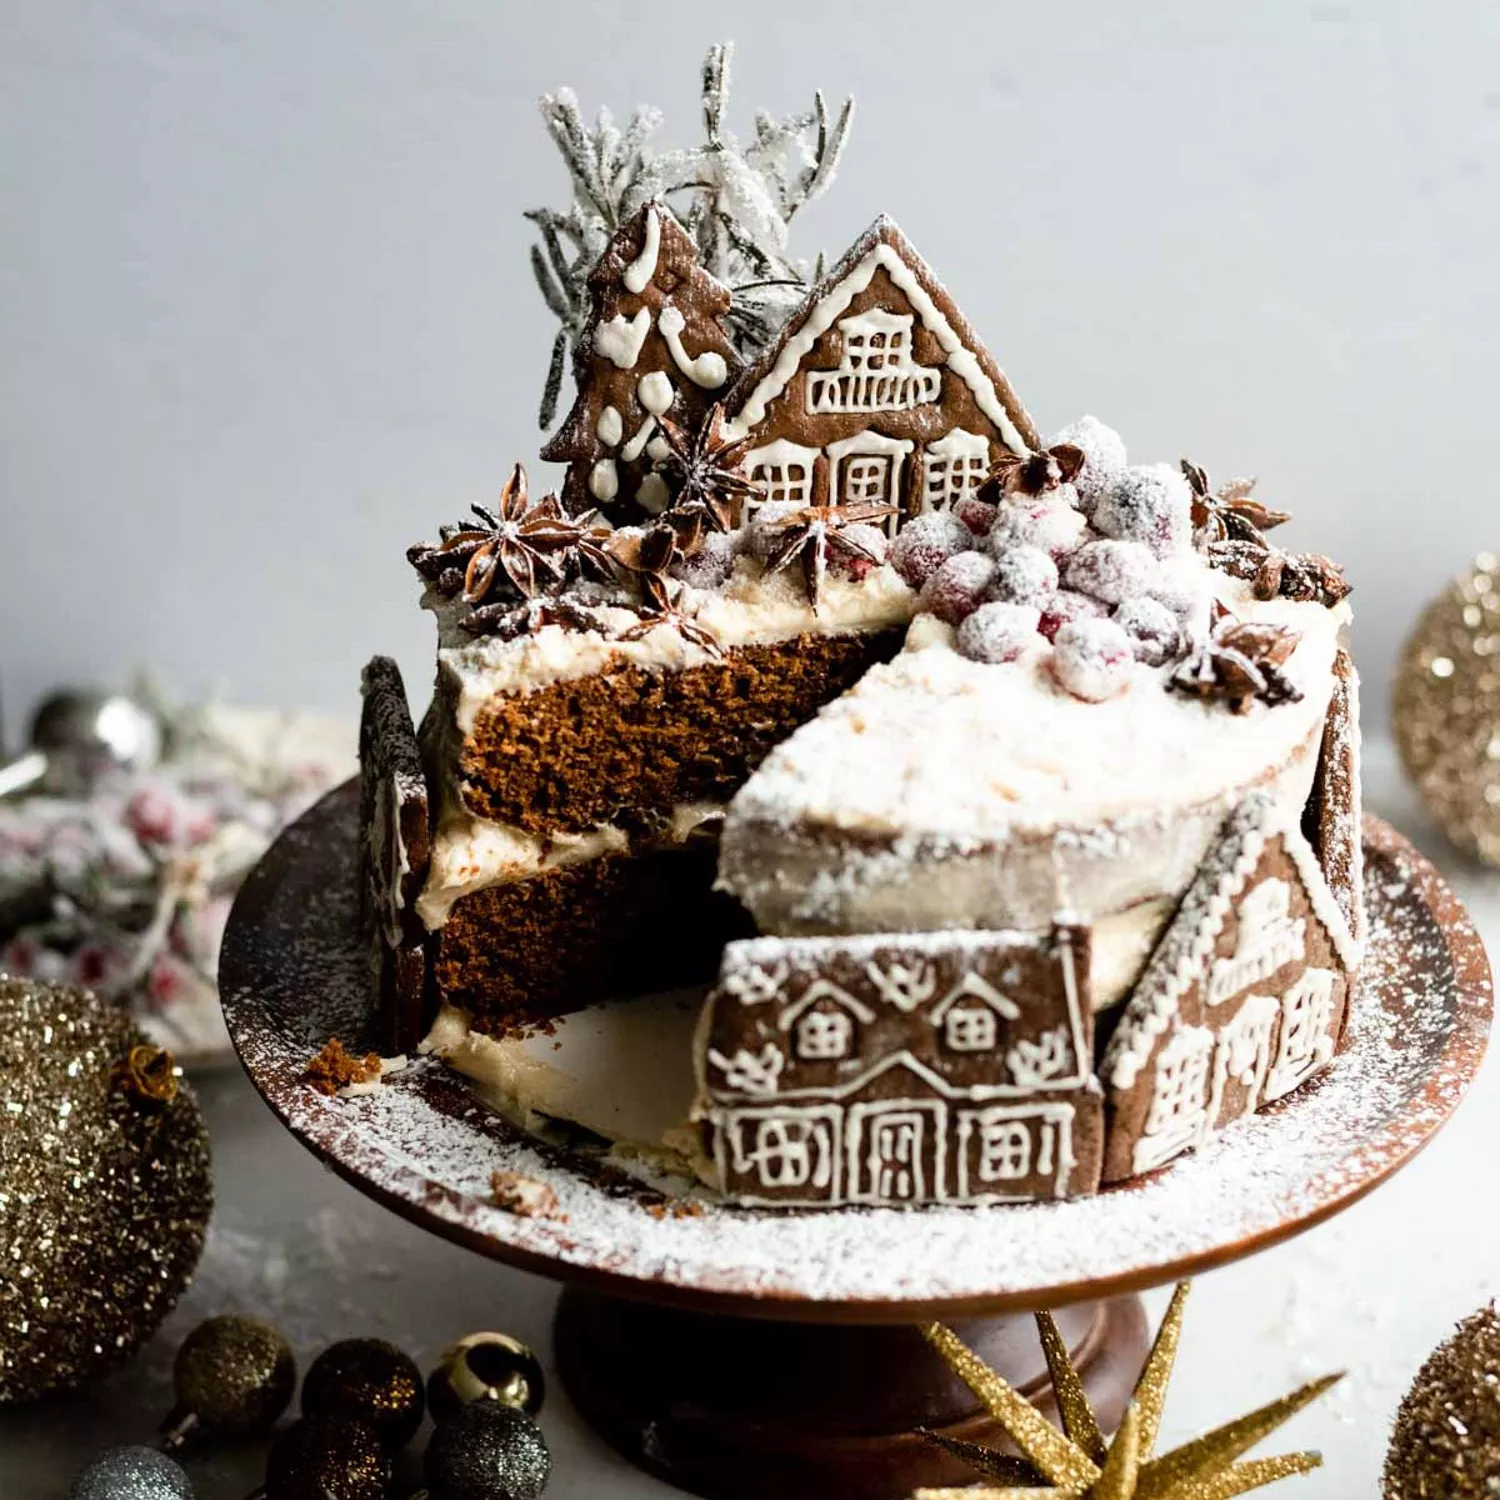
[{"left": 359, "top": 54, "right": 1363, "bottom": 1208}]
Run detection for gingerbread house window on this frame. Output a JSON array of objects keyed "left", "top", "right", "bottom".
[
  {"left": 806, "top": 311, "right": 941, "bottom": 415},
  {"left": 748, "top": 1116, "right": 824, "bottom": 1188},
  {"left": 944, "top": 1004, "right": 997, "bottom": 1053},
  {"left": 1134, "top": 1025, "right": 1214, "bottom": 1174},
  {"left": 922, "top": 429, "right": 991, "bottom": 512},
  {"left": 978, "top": 1118, "right": 1033, "bottom": 1181},
  {"left": 1265, "top": 968, "right": 1338, "bottom": 1102},
  {"left": 741, "top": 439, "right": 819, "bottom": 520},
  {"left": 795, "top": 1007, "right": 853, "bottom": 1061},
  {"left": 825, "top": 432, "right": 916, "bottom": 531}
]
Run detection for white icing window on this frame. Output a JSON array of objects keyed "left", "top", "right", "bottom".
[
  {"left": 842, "top": 454, "right": 893, "bottom": 505},
  {"left": 1264, "top": 969, "right": 1339, "bottom": 1102},
  {"left": 749, "top": 1117, "right": 823, "bottom": 1188},
  {"left": 824, "top": 432, "right": 916, "bottom": 531},
  {"left": 1207, "top": 877, "right": 1306, "bottom": 1007},
  {"left": 864, "top": 1110, "right": 926, "bottom": 1202},
  {"left": 806, "top": 310, "right": 941, "bottom": 415},
  {"left": 977, "top": 1119, "right": 1033, "bottom": 1182},
  {"left": 795, "top": 1009, "right": 852, "bottom": 1061},
  {"left": 943, "top": 1005, "right": 997, "bottom": 1054},
  {"left": 742, "top": 439, "right": 819, "bottom": 521},
  {"left": 1133, "top": 1026, "right": 1214, "bottom": 1175},
  {"left": 922, "top": 429, "right": 991, "bottom": 512}
]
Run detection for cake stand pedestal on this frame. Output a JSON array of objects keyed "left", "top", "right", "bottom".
[{"left": 220, "top": 786, "right": 1491, "bottom": 1500}]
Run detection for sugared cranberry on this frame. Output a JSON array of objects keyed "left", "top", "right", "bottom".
[
  {"left": 889, "top": 511, "right": 972, "bottom": 589},
  {"left": 987, "top": 544, "right": 1059, "bottom": 608},
  {"left": 1063, "top": 538, "right": 1159, "bottom": 606},
  {"left": 1113, "top": 595, "right": 1185, "bottom": 667},
  {"left": 956, "top": 602, "right": 1042, "bottom": 664},
  {"left": 1038, "top": 589, "right": 1110, "bottom": 641},
  {"left": 1094, "top": 463, "right": 1192, "bottom": 558},
  {"left": 1051, "top": 618, "right": 1135, "bottom": 702},
  {"left": 918, "top": 550, "right": 997, "bottom": 625}
]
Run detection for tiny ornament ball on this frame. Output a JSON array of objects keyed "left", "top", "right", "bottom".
[
  {"left": 427, "top": 1332, "right": 546, "bottom": 1423},
  {"left": 1394, "top": 550, "right": 1500, "bottom": 866},
  {"left": 68, "top": 1446, "right": 194, "bottom": 1500},
  {"left": 424, "top": 1401, "right": 552, "bottom": 1500},
  {"left": 161, "top": 1314, "right": 296, "bottom": 1448},
  {"left": 0, "top": 979, "right": 211, "bottom": 1404},
  {"left": 264, "top": 1416, "right": 391, "bottom": 1500},
  {"left": 1384, "top": 1303, "right": 1500, "bottom": 1497},
  {"left": 301, "top": 1336, "right": 425, "bottom": 1451}
]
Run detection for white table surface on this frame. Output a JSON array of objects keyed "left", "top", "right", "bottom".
[{"left": 0, "top": 735, "right": 1494, "bottom": 1499}]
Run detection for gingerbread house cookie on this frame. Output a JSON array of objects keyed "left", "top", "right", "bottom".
[
  {"left": 720, "top": 215, "right": 1040, "bottom": 530},
  {"left": 1303, "top": 646, "right": 1365, "bottom": 961},
  {"left": 359, "top": 656, "right": 431, "bottom": 1054},
  {"left": 1101, "top": 792, "right": 1359, "bottom": 1184},
  {"left": 696, "top": 924, "right": 1103, "bottom": 1207}
]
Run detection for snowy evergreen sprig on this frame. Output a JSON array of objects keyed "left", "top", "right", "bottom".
[{"left": 528, "top": 42, "right": 855, "bottom": 427}]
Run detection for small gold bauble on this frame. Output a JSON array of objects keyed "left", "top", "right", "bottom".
[{"left": 1393, "top": 550, "right": 1500, "bottom": 866}]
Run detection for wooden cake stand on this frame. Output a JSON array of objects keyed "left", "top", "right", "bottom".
[{"left": 220, "top": 785, "right": 1492, "bottom": 1500}]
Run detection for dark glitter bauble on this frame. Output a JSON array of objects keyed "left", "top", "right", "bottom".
[
  {"left": 424, "top": 1401, "right": 551, "bottom": 1500},
  {"left": 161, "top": 1314, "right": 296, "bottom": 1447},
  {"left": 427, "top": 1332, "right": 546, "bottom": 1423},
  {"left": 0, "top": 978, "right": 211, "bottom": 1404},
  {"left": 68, "top": 1445, "right": 194, "bottom": 1500},
  {"left": 264, "top": 1415, "right": 391, "bottom": 1500},
  {"left": 302, "top": 1336, "right": 425, "bottom": 1451},
  {"left": 1385, "top": 1303, "right": 1500, "bottom": 1497}
]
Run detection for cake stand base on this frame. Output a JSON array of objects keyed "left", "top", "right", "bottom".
[{"left": 555, "top": 1288, "right": 1149, "bottom": 1499}]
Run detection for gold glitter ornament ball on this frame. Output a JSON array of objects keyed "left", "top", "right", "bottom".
[
  {"left": 0, "top": 978, "right": 212, "bottom": 1403},
  {"left": 1394, "top": 551, "right": 1500, "bottom": 865},
  {"left": 1385, "top": 1304, "right": 1500, "bottom": 1497}
]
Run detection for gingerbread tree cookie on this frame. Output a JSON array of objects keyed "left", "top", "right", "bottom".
[
  {"left": 695, "top": 924, "right": 1102, "bottom": 1208},
  {"left": 541, "top": 201, "right": 742, "bottom": 523},
  {"left": 359, "top": 656, "right": 430, "bottom": 1054},
  {"left": 1101, "top": 792, "right": 1359, "bottom": 1184}
]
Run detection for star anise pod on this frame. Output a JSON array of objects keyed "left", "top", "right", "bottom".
[
  {"left": 408, "top": 464, "right": 599, "bottom": 602},
  {"left": 977, "top": 442, "right": 1085, "bottom": 501},
  {"left": 1169, "top": 605, "right": 1304, "bottom": 714},
  {"left": 460, "top": 596, "right": 607, "bottom": 641},
  {"left": 607, "top": 520, "right": 693, "bottom": 614},
  {"left": 1206, "top": 538, "right": 1352, "bottom": 608},
  {"left": 759, "top": 502, "right": 896, "bottom": 609},
  {"left": 655, "top": 403, "right": 760, "bottom": 533},
  {"left": 619, "top": 603, "right": 722, "bottom": 657},
  {"left": 1182, "top": 459, "right": 1292, "bottom": 547}
]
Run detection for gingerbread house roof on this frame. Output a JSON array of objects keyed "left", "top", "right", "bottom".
[
  {"left": 1103, "top": 791, "right": 1359, "bottom": 1093},
  {"left": 719, "top": 215, "right": 1041, "bottom": 453}
]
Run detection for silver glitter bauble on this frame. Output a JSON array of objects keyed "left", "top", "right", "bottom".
[
  {"left": 424, "top": 1401, "right": 552, "bottom": 1500},
  {"left": 1394, "top": 550, "right": 1500, "bottom": 865},
  {"left": 0, "top": 978, "right": 212, "bottom": 1403},
  {"left": 68, "top": 1445, "right": 194, "bottom": 1500}
]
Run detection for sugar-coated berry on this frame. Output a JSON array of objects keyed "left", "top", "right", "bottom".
[
  {"left": 889, "top": 511, "right": 972, "bottom": 588},
  {"left": 988, "top": 494, "right": 1088, "bottom": 562},
  {"left": 672, "top": 530, "right": 738, "bottom": 590},
  {"left": 743, "top": 501, "right": 809, "bottom": 563},
  {"left": 1051, "top": 618, "right": 1135, "bottom": 702},
  {"left": 987, "top": 545, "right": 1059, "bottom": 608},
  {"left": 828, "top": 521, "right": 888, "bottom": 581},
  {"left": 1093, "top": 463, "right": 1192, "bottom": 558},
  {"left": 954, "top": 491, "right": 998, "bottom": 536},
  {"left": 956, "top": 602, "right": 1042, "bottom": 664},
  {"left": 1063, "top": 539, "right": 1160, "bottom": 606},
  {"left": 1048, "top": 416, "right": 1127, "bottom": 514},
  {"left": 1037, "top": 589, "right": 1110, "bottom": 641},
  {"left": 1113, "top": 596, "right": 1184, "bottom": 667},
  {"left": 918, "top": 551, "right": 997, "bottom": 625}
]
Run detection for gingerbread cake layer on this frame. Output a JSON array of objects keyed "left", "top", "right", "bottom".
[
  {"left": 450, "top": 627, "right": 905, "bottom": 834},
  {"left": 430, "top": 842, "right": 751, "bottom": 1033}
]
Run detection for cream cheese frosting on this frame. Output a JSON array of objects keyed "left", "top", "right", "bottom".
[{"left": 718, "top": 570, "right": 1349, "bottom": 939}]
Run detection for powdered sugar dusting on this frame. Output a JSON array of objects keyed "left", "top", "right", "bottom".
[{"left": 221, "top": 787, "right": 1490, "bottom": 1312}]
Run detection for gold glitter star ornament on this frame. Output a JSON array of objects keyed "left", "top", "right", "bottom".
[
  {"left": 912, "top": 1282, "right": 1340, "bottom": 1500},
  {"left": 0, "top": 977, "right": 211, "bottom": 1403},
  {"left": 1394, "top": 550, "right": 1500, "bottom": 866}
]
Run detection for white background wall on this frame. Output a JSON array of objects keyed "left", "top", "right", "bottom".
[{"left": 3, "top": 0, "right": 1497, "bottom": 734}]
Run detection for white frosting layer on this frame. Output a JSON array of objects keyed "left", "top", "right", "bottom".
[
  {"left": 719, "top": 573, "right": 1349, "bottom": 937},
  {"left": 430, "top": 558, "right": 917, "bottom": 738},
  {"left": 417, "top": 800, "right": 725, "bottom": 930}
]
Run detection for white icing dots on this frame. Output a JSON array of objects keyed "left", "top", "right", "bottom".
[
  {"left": 596, "top": 406, "right": 624, "bottom": 447},
  {"left": 658, "top": 303, "right": 729, "bottom": 390},
  {"left": 621, "top": 205, "right": 662, "bottom": 294},
  {"left": 595, "top": 309, "right": 650, "bottom": 370},
  {"left": 637, "top": 473, "right": 671, "bottom": 515},
  {"left": 638, "top": 370, "right": 675, "bottom": 416},
  {"left": 588, "top": 458, "right": 620, "bottom": 503}
]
